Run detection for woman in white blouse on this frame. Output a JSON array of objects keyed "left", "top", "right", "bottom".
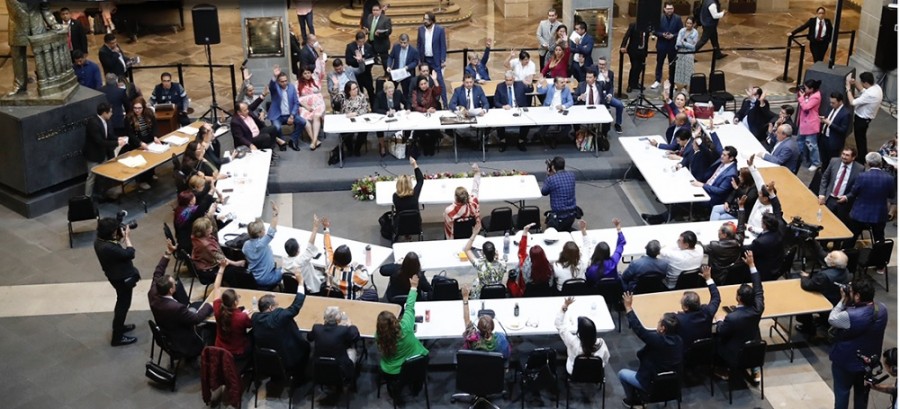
[
  {"left": 556, "top": 297, "right": 610, "bottom": 374},
  {"left": 552, "top": 220, "right": 592, "bottom": 291}
]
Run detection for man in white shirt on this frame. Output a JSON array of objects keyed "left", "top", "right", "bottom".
[
  {"left": 846, "top": 72, "right": 883, "bottom": 164},
  {"left": 659, "top": 231, "right": 704, "bottom": 289},
  {"left": 535, "top": 8, "right": 561, "bottom": 69},
  {"left": 696, "top": 0, "right": 727, "bottom": 59},
  {"left": 505, "top": 50, "right": 537, "bottom": 84}
]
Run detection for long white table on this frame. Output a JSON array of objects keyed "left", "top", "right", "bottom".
[
  {"left": 393, "top": 230, "right": 576, "bottom": 272},
  {"left": 621, "top": 135, "right": 710, "bottom": 204},
  {"left": 575, "top": 221, "right": 751, "bottom": 260},
  {"left": 218, "top": 222, "right": 393, "bottom": 270},
  {"left": 374, "top": 174, "right": 542, "bottom": 207},
  {"left": 413, "top": 295, "right": 616, "bottom": 339},
  {"left": 216, "top": 149, "right": 272, "bottom": 224}
]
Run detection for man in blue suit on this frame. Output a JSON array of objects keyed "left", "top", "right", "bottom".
[
  {"left": 759, "top": 124, "right": 800, "bottom": 173},
  {"left": 536, "top": 76, "right": 574, "bottom": 147},
  {"left": 651, "top": 112, "right": 691, "bottom": 151},
  {"left": 417, "top": 12, "right": 448, "bottom": 107},
  {"left": 692, "top": 145, "right": 738, "bottom": 206},
  {"left": 493, "top": 71, "right": 530, "bottom": 152},
  {"left": 570, "top": 22, "right": 594, "bottom": 82},
  {"left": 268, "top": 65, "right": 307, "bottom": 151},
  {"left": 464, "top": 40, "right": 492, "bottom": 82},
  {"left": 818, "top": 91, "right": 851, "bottom": 163},
  {"left": 847, "top": 152, "right": 897, "bottom": 246},
  {"left": 449, "top": 73, "right": 489, "bottom": 115},
  {"left": 652, "top": 2, "right": 683, "bottom": 89},
  {"left": 387, "top": 33, "right": 419, "bottom": 104}
]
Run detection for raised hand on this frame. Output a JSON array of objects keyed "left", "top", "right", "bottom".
[
  {"left": 563, "top": 297, "right": 575, "bottom": 309},
  {"left": 410, "top": 273, "right": 419, "bottom": 289},
  {"left": 701, "top": 265, "right": 711, "bottom": 281},
  {"left": 612, "top": 218, "right": 621, "bottom": 230},
  {"left": 622, "top": 292, "right": 634, "bottom": 310},
  {"left": 742, "top": 250, "right": 755, "bottom": 268},
  {"left": 461, "top": 285, "right": 470, "bottom": 300}
]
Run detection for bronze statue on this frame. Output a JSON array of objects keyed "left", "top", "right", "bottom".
[{"left": 6, "top": 0, "right": 61, "bottom": 95}]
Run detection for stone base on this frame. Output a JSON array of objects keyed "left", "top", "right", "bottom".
[
  {"left": 494, "top": 0, "right": 531, "bottom": 17},
  {"left": 0, "top": 177, "right": 86, "bottom": 218},
  {"left": 0, "top": 81, "right": 78, "bottom": 106}
]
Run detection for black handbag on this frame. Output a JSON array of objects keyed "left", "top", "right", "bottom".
[
  {"left": 223, "top": 233, "right": 250, "bottom": 249},
  {"left": 145, "top": 361, "right": 176, "bottom": 387}
]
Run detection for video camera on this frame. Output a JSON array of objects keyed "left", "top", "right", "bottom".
[
  {"left": 116, "top": 210, "right": 139, "bottom": 231},
  {"left": 546, "top": 158, "right": 554, "bottom": 173},
  {"left": 858, "top": 351, "right": 891, "bottom": 386},
  {"left": 787, "top": 216, "right": 822, "bottom": 241}
]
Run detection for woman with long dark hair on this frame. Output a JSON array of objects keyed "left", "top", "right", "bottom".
[
  {"left": 552, "top": 220, "right": 592, "bottom": 291},
  {"left": 376, "top": 273, "right": 428, "bottom": 392},
  {"left": 556, "top": 297, "right": 610, "bottom": 375},
  {"left": 383, "top": 252, "right": 433, "bottom": 301},
  {"left": 797, "top": 78, "right": 823, "bottom": 171},
  {"left": 410, "top": 72, "right": 442, "bottom": 156},
  {"left": 584, "top": 218, "right": 626, "bottom": 285},
  {"left": 709, "top": 167, "right": 758, "bottom": 222},
  {"left": 297, "top": 64, "right": 325, "bottom": 150},
  {"left": 195, "top": 124, "right": 221, "bottom": 169},
  {"left": 124, "top": 96, "right": 158, "bottom": 189}
]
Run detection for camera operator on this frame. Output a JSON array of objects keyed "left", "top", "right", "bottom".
[
  {"left": 94, "top": 217, "right": 140, "bottom": 347},
  {"left": 541, "top": 156, "right": 578, "bottom": 231},
  {"left": 867, "top": 348, "right": 897, "bottom": 407},
  {"left": 828, "top": 277, "right": 889, "bottom": 409}
]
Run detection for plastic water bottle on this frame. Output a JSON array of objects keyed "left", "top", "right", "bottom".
[
  {"left": 365, "top": 245, "right": 372, "bottom": 266},
  {"left": 503, "top": 232, "right": 510, "bottom": 257},
  {"left": 514, "top": 303, "right": 520, "bottom": 317},
  {"left": 817, "top": 207, "right": 823, "bottom": 223},
  {"left": 251, "top": 296, "right": 258, "bottom": 312}
]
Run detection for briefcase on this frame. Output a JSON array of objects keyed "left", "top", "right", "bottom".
[{"left": 145, "top": 361, "right": 176, "bottom": 387}]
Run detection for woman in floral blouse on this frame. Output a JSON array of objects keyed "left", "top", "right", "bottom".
[
  {"left": 297, "top": 59, "right": 326, "bottom": 150},
  {"left": 340, "top": 80, "right": 370, "bottom": 156},
  {"left": 464, "top": 218, "right": 506, "bottom": 299}
]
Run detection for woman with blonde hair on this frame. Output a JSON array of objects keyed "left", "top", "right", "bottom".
[
  {"left": 393, "top": 157, "right": 423, "bottom": 212},
  {"left": 443, "top": 163, "right": 481, "bottom": 239}
]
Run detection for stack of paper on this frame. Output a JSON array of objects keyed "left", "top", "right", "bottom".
[
  {"left": 118, "top": 155, "right": 148, "bottom": 168},
  {"left": 147, "top": 143, "right": 170, "bottom": 154},
  {"left": 214, "top": 126, "right": 229, "bottom": 137},
  {"left": 162, "top": 135, "right": 189, "bottom": 146},
  {"left": 177, "top": 126, "right": 199, "bottom": 136}
]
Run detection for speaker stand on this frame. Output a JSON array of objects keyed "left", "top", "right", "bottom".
[
  {"left": 199, "top": 43, "right": 230, "bottom": 126},
  {"left": 626, "top": 59, "right": 665, "bottom": 117}
]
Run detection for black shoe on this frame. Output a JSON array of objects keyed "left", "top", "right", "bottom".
[
  {"left": 795, "top": 323, "right": 816, "bottom": 335},
  {"left": 499, "top": 145, "right": 507, "bottom": 152},
  {"left": 122, "top": 324, "right": 136, "bottom": 333},
  {"left": 288, "top": 141, "right": 300, "bottom": 151},
  {"left": 111, "top": 335, "right": 137, "bottom": 346},
  {"left": 615, "top": 124, "right": 623, "bottom": 134},
  {"left": 715, "top": 53, "right": 728, "bottom": 60},
  {"left": 518, "top": 142, "right": 527, "bottom": 152},
  {"left": 279, "top": 143, "right": 287, "bottom": 151}
]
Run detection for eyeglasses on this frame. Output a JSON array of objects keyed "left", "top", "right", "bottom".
[
  {"left": 350, "top": 86, "right": 359, "bottom": 91},
  {"left": 133, "top": 106, "right": 143, "bottom": 110}
]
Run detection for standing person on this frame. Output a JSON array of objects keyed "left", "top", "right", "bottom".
[
  {"left": 818, "top": 147, "right": 864, "bottom": 225},
  {"left": 299, "top": 33, "right": 321, "bottom": 72},
  {"left": 60, "top": 7, "right": 88, "bottom": 54},
  {"left": 268, "top": 65, "right": 307, "bottom": 150},
  {"left": 540, "top": 44, "right": 570, "bottom": 79},
  {"left": 818, "top": 92, "right": 852, "bottom": 163},
  {"left": 149, "top": 72, "right": 191, "bottom": 126},
  {"left": 444, "top": 163, "right": 481, "bottom": 239},
  {"left": 542, "top": 156, "right": 578, "bottom": 231},
  {"left": 84, "top": 102, "right": 126, "bottom": 199},
  {"left": 416, "top": 12, "right": 448, "bottom": 107},
  {"left": 364, "top": 4, "right": 392, "bottom": 73},
  {"left": 696, "top": 0, "right": 726, "bottom": 59},
  {"left": 829, "top": 277, "right": 889, "bottom": 409},
  {"left": 72, "top": 50, "right": 102, "bottom": 91},
  {"left": 652, "top": 2, "right": 683, "bottom": 90},
  {"left": 621, "top": 22, "right": 649, "bottom": 92},
  {"left": 797, "top": 79, "right": 823, "bottom": 171},
  {"left": 344, "top": 31, "right": 376, "bottom": 103},
  {"left": 293, "top": 0, "right": 315, "bottom": 42},
  {"left": 98, "top": 33, "right": 132, "bottom": 77},
  {"left": 101, "top": 73, "right": 128, "bottom": 135},
  {"left": 387, "top": 33, "right": 419, "bottom": 103},
  {"left": 674, "top": 17, "right": 699, "bottom": 90},
  {"left": 846, "top": 72, "right": 883, "bottom": 164},
  {"left": 788, "top": 7, "right": 832, "bottom": 63},
  {"left": 570, "top": 22, "right": 594, "bottom": 81},
  {"left": 535, "top": 8, "right": 562, "bottom": 70},
  {"left": 596, "top": 57, "right": 625, "bottom": 133},
  {"left": 94, "top": 218, "right": 140, "bottom": 346},
  {"left": 846, "top": 152, "right": 896, "bottom": 248}
]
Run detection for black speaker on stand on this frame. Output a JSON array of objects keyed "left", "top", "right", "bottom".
[
  {"left": 874, "top": 5, "right": 897, "bottom": 73},
  {"left": 192, "top": 4, "right": 230, "bottom": 125}
]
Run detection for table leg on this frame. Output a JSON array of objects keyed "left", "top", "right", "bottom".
[
  {"left": 454, "top": 131, "right": 458, "bottom": 163},
  {"left": 481, "top": 129, "right": 486, "bottom": 163}
]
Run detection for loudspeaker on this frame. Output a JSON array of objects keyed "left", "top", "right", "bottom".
[
  {"left": 874, "top": 5, "right": 897, "bottom": 72},
  {"left": 804, "top": 62, "right": 855, "bottom": 116},
  {"left": 636, "top": 0, "right": 663, "bottom": 33},
  {"left": 192, "top": 4, "right": 220, "bottom": 45}
]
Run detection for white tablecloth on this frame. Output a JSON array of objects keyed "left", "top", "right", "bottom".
[
  {"left": 621, "top": 136, "right": 710, "bottom": 204},
  {"left": 375, "top": 175, "right": 542, "bottom": 206},
  {"left": 216, "top": 149, "right": 272, "bottom": 224},
  {"left": 577, "top": 221, "right": 751, "bottom": 259}
]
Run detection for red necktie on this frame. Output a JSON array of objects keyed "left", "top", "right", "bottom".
[
  {"left": 67, "top": 29, "right": 73, "bottom": 50},
  {"left": 832, "top": 165, "right": 847, "bottom": 196},
  {"left": 816, "top": 21, "right": 824, "bottom": 40},
  {"left": 588, "top": 85, "right": 594, "bottom": 105}
]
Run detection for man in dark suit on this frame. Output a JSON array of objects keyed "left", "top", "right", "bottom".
[
  {"left": 449, "top": 73, "right": 489, "bottom": 115},
  {"left": 734, "top": 86, "right": 773, "bottom": 142},
  {"left": 653, "top": 2, "right": 683, "bottom": 89},
  {"left": 788, "top": 7, "right": 833, "bottom": 63},
  {"left": 714, "top": 251, "right": 764, "bottom": 381},
  {"left": 652, "top": 113, "right": 691, "bottom": 151},
  {"left": 796, "top": 244, "right": 849, "bottom": 335},
  {"left": 364, "top": 4, "right": 392, "bottom": 72},
  {"left": 569, "top": 21, "right": 594, "bottom": 82},
  {"left": 760, "top": 124, "right": 800, "bottom": 173},
  {"left": 596, "top": 57, "right": 625, "bottom": 133},
  {"left": 692, "top": 145, "right": 739, "bottom": 206},
  {"left": 345, "top": 31, "right": 376, "bottom": 103},
  {"left": 98, "top": 33, "right": 131, "bottom": 77},
  {"left": 765, "top": 105, "right": 796, "bottom": 151},
  {"left": 299, "top": 33, "right": 321, "bottom": 72},
  {"left": 417, "top": 12, "right": 448, "bottom": 107},
  {"left": 674, "top": 266, "right": 721, "bottom": 356},
  {"left": 94, "top": 218, "right": 141, "bottom": 346},
  {"left": 149, "top": 240, "right": 213, "bottom": 359},
  {"left": 818, "top": 147, "right": 864, "bottom": 224},
  {"left": 253, "top": 288, "right": 311, "bottom": 377},
  {"left": 289, "top": 24, "right": 303, "bottom": 79},
  {"left": 619, "top": 293, "right": 683, "bottom": 407},
  {"left": 231, "top": 101, "right": 282, "bottom": 151},
  {"left": 493, "top": 71, "right": 530, "bottom": 152},
  {"left": 100, "top": 73, "right": 128, "bottom": 135},
  {"left": 620, "top": 22, "right": 649, "bottom": 92},
  {"left": 704, "top": 223, "right": 743, "bottom": 279},
  {"left": 268, "top": 66, "right": 307, "bottom": 150},
  {"left": 84, "top": 102, "right": 126, "bottom": 198},
  {"left": 307, "top": 307, "right": 361, "bottom": 383},
  {"left": 744, "top": 209, "right": 784, "bottom": 282},
  {"left": 696, "top": 0, "right": 727, "bottom": 59},
  {"left": 60, "top": 7, "right": 87, "bottom": 54},
  {"left": 847, "top": 152, "right": 897, "bottom": 246},
  {"left": 621, "top": 240, "right": 669, "bottom": 292},
  {"left": 818, "top": 92, "right": 851, "bottom": 163},
  {"left": 387, "top": 33, "right": 419, "bottom": 103}
]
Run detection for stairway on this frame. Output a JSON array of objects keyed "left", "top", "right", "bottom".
[{"left": 328, "top": 0, "right": 472, "bottom": 28}]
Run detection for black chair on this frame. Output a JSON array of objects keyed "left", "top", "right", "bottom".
[
  {"left": 253, "top": 347, "right": 298, "bottom": 408},
  {"left": 684, "top": 338, "right": 715, "bottom": 396},
  {"left": 67, "top": 195, "right": 99, "bottom": 248},
  {"left": 450, "top": 350, "right": 506, "bottom": 408},
  {"left": 524, "top": 282, "right": 557, "bottom": 298},
  {"left": 717, "top": 262, "right": 751, "bottom": 286},
  {"left": 231, "top": 271, "right": 260, "bottom": 290},
  {"left": 393, "top": 210, "right": 424, "bottom": 243},
  {"left": 311, "top": 357, "right": 350, "bottom": 409},
  {"left": 516, "top": 348, "right": 559, "bottom": 409},
  {"left": 376, "top": 354, "right": 431, "bottom": 408},
  {"left": 634, "top": 371, "right": 681, "bottom": 408},
  {"left": 432, "top": 276, "right": 461, "bottom": 301},
  {"left": 595, "top": 278, "right": 624, "bottom": 332},
  {"left": 632, "top": 274, "right": 668, "bottom": 294},
  {"left": 514, "top": 206, "right": 542, "bottom": 232},
  {"left": 389, "top": 295, "right": 408, "bottom": 308},
  {"left": 566, "top": 355, "right": 605, "bottom": 409},
  {"left": 560, "top": 278, "right": 593, "bottom": 296},
  {"left": 148, "top": 320, "right": 184, "bottom": 391},
  {"left": 708, "top": 70, "right": 735, "bottom": 111},
  {"left": 282, "top": 273, "right": 300, "bottom": 294},
  {"left": 674, "top": 268, "right": 704, "bottom": 290},
  {"left": 172, "top": 153, "right": 188, "bottom": 192},
  {"left": 778, "top": 246, "right": 798, "bottom": 279},
  {"left": 688, "top": 73, "right": 711, "bottom": 104},
  {"left": 480, "top": 283, "right": 508, "bottom": 299},
  {"left": 453, "top": 217, "right": 476, "bottom": 239},
  {"left": 482, "top": 207, "right": 514, "bottom": 235},
  {"left": 177, "top": 249, "right": 213, "bottom": 301},
  {"left": 727, "top": 340, "right": 767, "bottom": 404},
  {"left": 857, "top": 239, "right": 894, "bottom": 291}
]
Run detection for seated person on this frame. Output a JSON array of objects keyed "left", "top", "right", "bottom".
[
  {"left": 659, "top": 231, "right": 704, "bottom": 289},
  {"left": 709, "top": 167, "right": 759, "bottom": 222},
  {"left": 268, "top": 65, "right": 309, "bottom": 149},
  {"left": 448, "top": 73, "right": 489, "bottom": 116},
  {"left": 321, "top": 218, "right": 373, "bottom": 300},
  {"left": 516, "top": 223, "right": 554, "bottom": 288},
  {"left": 619, "top": 293, "right": 683, "bottom": 407},
  {"left": 621, "top": 240, "right": 669, "bottom": 292},
  {"left": 372, "top": 81, "right": 405, "bottom": 156},
  {"left": 409, "top": 73, "right": 443, "bottom": 156},
  {"left": 493, "top": 71, "right": 531, "bottom": 152},
  {"left": 444, "top": 163, "right": 481, "bottom": 239},
  {"left": 691, "top": 145, "right": 739, "bottom": 207},
  {"left": 464, "top": 219, "right": 506, "bottom": 299},
  {"left": 242, "top": 202, "right": 285, "bottom": 289},
  {"left": 594, "top": 56, "right": 625, "bottom": 134},
  {"left": 535, "top": 76, "right": 574, "bottom": 146},
  {"left": 393, "top": 158, "right": 423, "bottom": 213},
  {"left": 650, "top": 113, "right": 691, "bottom": 151},
  {"left": 584, "top": 218, "right": 626, "bottom": 286},
  {"left": 211, "top": 260, "right": 253, "bottom": 360},
  {"left": 230, "top": 101, "right": 286, "bottom": 151},
  {"left": 461, "top": 286, "right": 511, "bottom": 360},
  {"left": 757, "top": 124, "right": 800, "bottom": 173},
  {"left": 284, "top": 215, "right": 329, "bottom": 294},
  {"left": 252, "top": 288, "right": 310, "bottom": 378},
  {"left": 663, "top": 85, "right": 695, "bottom": 124},
  {"left": 238, "top": 79, "right": 268, "bottom": 119},
  {"left": 383, "top": 252, "right": 432, "bottom": 302},
  {"left": 764, "top": 105, "right": 796, "bottom": 150},
  {"left": 149, "top": 72, "right": 191, "bottom": 126},
  {"left": 714, "top": 251, "right": 765, "bottom": 382},
  {"left": 191, "top": 217, "right": 246, "bottom": 285},
  {"left": 557, "top": 297, "right": 611, "bottom": 375},
  {"left": 339, "top": 80, "right": 372, "bottom": 157},
  {"left": 553, "top": 221, "right": 593, "bottom": 291},
  {"left": 308, "top": 306, "right": 361, "bottom": 385},
  {"left": 173, "top": 189, "right": 217, "bottom": 255},
  {"left": 703, "top": 222, "right": 743, "bottom": 281},
  {"left": 463, "top": 40, "right": 492, "bottom": 83},
  {"left": 673, "top": 266, "right": 720, "bottom": 356},
  {"left": 376, "top": 275, "right": 429, "bottom": 395}
]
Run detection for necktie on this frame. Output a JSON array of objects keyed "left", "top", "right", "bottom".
[
  {"left": 706, "top": 163, "right": 726, "bottom": 185},
  {"left": 370, "top": 17, "right": 378, "bottom": 41},
  {"left": 67, "top": 28, "right": 73, "bottom": 50},
  {"left": 833, "top": 164, "right": 848, "bottom": 197},
  {"left": 824, "top": 107, "right": 838, "bottom": 136},
  {"left": 816, "top": 20, "right": 824, "bottom": 40},
  {"left": 467, "top": 89, "right": 473, "bottom": 110},
  {"left": 588, "top": 85, "right": 594, "bottom": 105},
  {"left": 311, "top": 46, "right": 318, "bottom": 59},
  {"left": 508, "top": 86, "right": 515, "bottom": 107}
]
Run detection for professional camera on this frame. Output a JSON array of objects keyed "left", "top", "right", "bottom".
[
  {"left": 787, "top": 216, "right": 822, "bottom": 241},
  {"left": 116, "top": 210, "right": 139, "bottom": 230},
  {"left": 546, "top": 159, "right": 554, "bottom": 173},
  {"left": 858, "top": 351, "right": 891, "bottom": 386},
  {"left": 834, "top": 281, "right": 851, "bottom": 294}
]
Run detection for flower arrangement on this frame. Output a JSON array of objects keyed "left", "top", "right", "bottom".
[{"left": 351, "top": 169, "right": 529, "bottom": 201}]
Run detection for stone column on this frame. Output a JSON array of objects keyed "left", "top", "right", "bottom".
[
  {"left": 238, "top": 0, "right": 291, "bottom": 84},
  {"left": 849, "top": 0, "right": 896, "bottom": 98}
]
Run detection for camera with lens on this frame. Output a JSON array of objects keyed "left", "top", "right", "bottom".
[
  {"left": 787, "top": 216, "right": 822, "bottom": 241},
  {"left": 116, "top": 210, "right": 139, "bottom": 231},
  {"left": 858, "top": 351, "right": 890, "bottom": 386},
  {"left": 834, "top": 281, "right": 850, "bottom": 294}
]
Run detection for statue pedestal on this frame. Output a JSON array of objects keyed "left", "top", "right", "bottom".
[{"left": 0, "top": 87, "right": 106, "bottom": 218}]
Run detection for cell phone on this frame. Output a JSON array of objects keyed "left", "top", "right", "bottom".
[
  {"left": 471, "top": 248, "right": 484, "bottom": 259},
  {"left": 415, "top": 316, "right": 424, "bottom": 323},
  {"left": 522, "top": 108, "right": 529, "bottom": 112},
  {"left": 364, "top": 117, "right": 371, "bottom": 122},
  {"left": 693, "top": 193, "right": 705, "bottom": 197},
  {"left": 223, "top": 188, "right": 234, "bottom": 193},
  {"left": 385, "top": 118, "right": 398, "bottom": 123},
  {"left": 350, "top": 118, "right": 356, "bottom": 122},
  {"left": 562, "top": 110, "right": 569, "bottom": 115},
  {"left": 638, "top": 137, "right": 649, "bottom": 141},
  {"left": 723, "top": 305, "right": 736, "bottom": 313},
  {"left": 313, "top": 252, "right": 322, "bottom": 260},
  {"left": 587, "top": 105, "right": 596, "bottom": 109},
  {"left": 413, "top": 323, "right": 418, "bottom": 333}
]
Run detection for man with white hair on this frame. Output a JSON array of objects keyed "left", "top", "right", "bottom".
[
  {"left": 308, "top": 306, "right": 361, "bottom": 388},
  {"left": 758, "top": 123, "right": 800, "bottom": 173},
  {"left": 846, "top": 152, "right": 896, "bottom": 248},
  {"left": 796, "top": 244, "right": 850, "bottom": 335}
]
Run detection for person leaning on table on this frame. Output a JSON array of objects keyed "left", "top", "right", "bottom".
[{"left": 376, "top": 273, "right": 429, "bottom": 400}]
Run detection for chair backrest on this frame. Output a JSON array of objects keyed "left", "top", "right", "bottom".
[
  {"left": 685, "top": 337, "right": 715, "bottom": 366},
  {"left": 674, "top": 269, "right": 704, "bottom": 290},
  {"left": 719, "top": 262, "right": 751, "bottom": 286},
  {"left": 643, "top": 371, "right": 681, "bottom": 403},
  {"left": 633, "top": 274, "right": 668, "bottom": 294},
  {"left": 68, "top": 195, "right": 98, "bottom": 222},
  {"left": 560, "top": 278, "right": 593, "bottom": 296},
  {"left": 523, "top": 347, "right": 557, "bottom": 374},
  {"left": 254, "top": 347, "right": 289, "bottom": 383},
  {"left": 570, "top": 355, "right": 605, "bottom": 383},
  {"left": 453, "top": 217, "right": 476, "bottom": 239},
  {"left": 313, "top": 356, "right": 343, "bottom": 386},
  {"left": 395, "top": 210, "right": 423, "bottom": 237},
  {"left": 709, "top": 70, "right": 727, "bottom": 93},
  {"left": 738, "top": 340, "right": 767, "bottom": 369},
  {"left": 148, "top": 319, "right": 178, "bottom": 356},
  {"left": 524, "top": 282, "right": 557, "bottom": 298},
  {"left": 479, "top": 283, "right": 508, "bottom": 299},
  {"left": 172, "top": 153, "right": 188, "bottom": 192},
  {"left": 389, "top": 294, "right": 408, "bottom": 307},
  {"left": 432, "top": 277, "right": 461, "bottom": 301},
  {"left": 595, "top": 278, "right": 624, "bottom": 311},
  {"left": 689, "top": 74, "right": 708, "bottom": 95},
  {"left": 282, "top": 274, "right": 299, "bottom": 294},
  {"left": 455, "top": 350, "right": 506, "bottom": 396},
  {"left": 230, "top": 271, "right": 260, "bottom": 290},
  {"left": 516, "top": 206, "right": 541, "bottom": 231},
  {"left": 779, "top": 246, "right": 798, "bottom": 278},
  {"left": 863, "top": 239, "right": 895, "bottom": 269},
  {"left": 400, "top": 354, "right": 430, "bottom": 390},
  {"left": 485, "top": 207, "right": 513, "bottom": 233}
]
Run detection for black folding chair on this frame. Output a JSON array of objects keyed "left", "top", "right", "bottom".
[
  {"left": 67, "top": 195, "right": 99, "bottom": 248},
  {"left": 311, "top": 357, "right": 351, "bottom": 409},
  {"left": 453, "top": 217, "right": 476, "bottom": 239},
  {"left": 479, "top": 283, "right": 508, "bottom": 299},
  {"left": 857, "top": 239, "right": 894, "bottom": 291},
  {"left": 482, "top": 207, "right": 514, "bottom": 235},
  {"left": 253, "top": 347, "right": 299, "bottom": 408},
  {"left": 450, "top": 350, "right": 506, "bottom": 408},
  {"left": 708, "top": 70, "right": 735, "bottom": 111},
  {"left": 632, "top": 274, "right": 668, "bottom": 294},
  {"left": 688, "top": 74, "right": 711, "bottom": 104},
  {"left": 566, "top": 355, "right": 605, "bottom": 409},
  {"left": 516, "top": 348, "right": 559, "bottom": 408},
  {"left": 674, "top": 268, "right": 705, "bottom": 290},
  {"left": 726, "top": 340, "right": 767, "bottom": 404},
  {"left": 393, "top": 210, "right": 424, "bottom": 243},
  {"left": 560, "top": 278, "right": 593, "bottom": 296},
  {"left": 514, "top": 206, "right": 541, "bottom": 232}
]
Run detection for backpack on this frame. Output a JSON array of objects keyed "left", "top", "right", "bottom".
[
  {"left": 378, "top": 211, "right": 394, "bottom": 241},
  {"left": 327, "top": 146, "right": 341, "bottom": 166}
]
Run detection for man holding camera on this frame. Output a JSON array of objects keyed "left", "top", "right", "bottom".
[
  {"left": 94, "top": 217, "right": 140, "bottom": 346},
  {"left": 541, "top": 156, "right": 578, "bottom": 231},
  {"left": 828, "top": 277, "right": 889, "bottom": 409}
]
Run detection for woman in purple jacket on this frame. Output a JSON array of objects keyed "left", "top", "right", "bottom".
[{"left": 585, "top": 218, "right": 626, "bottom": 286}]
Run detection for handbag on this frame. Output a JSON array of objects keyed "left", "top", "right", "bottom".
[
  {"left": 145, "top": 361, "right": 176, "bottom": 387},
  {"left": 223, "top": 233, "right": 250, "bottom": 250},
  {"left": 388, "top": 131, "right": 406, "bottom": 159},
  {"left": 378, "top": 211, "right": 395, "bottom": 241},
  {"left": 327, "top": 146, "right": 341, "bottom": 166}
]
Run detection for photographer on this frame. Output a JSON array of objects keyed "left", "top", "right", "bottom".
[
  {"left": 829, "top": 277, "right": 889, "bottom": 409},
  {"left": 94, "top": 217, "right": 140, "bottom": 347},
  {"left": 867, "top": 348, "right": 897, "bottom": 406},
  {"left": 541, "top": 156, "right": 578, "bottom": 231}
]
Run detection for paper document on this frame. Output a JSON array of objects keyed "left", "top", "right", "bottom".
[
  {"left": 162, "top": 135, "right": 189, "bottom": 146},
  {"left": 569, "top": 32, "right": 582, "bottom": 43},
  {"left": 176, "top": 126, "right": 199, "bottom": 136},
  {"left": 214, "top": 126, "right": 229, "bottom": 137},
  {"left": 364, "top": 58, "right": 375, "bottom": 66},
  {"left": 390, "top": 68, "right": 411, "bottom": 82},
  {"left": 118, "top": 155, "right": 148, "bottom": 168},
  {"left": 147, "top": 143, "right": 170, "bottom": 154}
]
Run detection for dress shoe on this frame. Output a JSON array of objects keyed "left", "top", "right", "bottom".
[
  {"left": 279, "top": 143, "right": 287, "bottom": 151},
  {"left": 122, "top": 324, "right": 136, "bottom": 333},
  {"left": 288, "top": 141, "right": 300, "bottom": 151},
  {"left": 111, "top": 335, "right": 137, "bottom": 347},
  {"left": 715, "top": 53, "right": 728, "bottom": 60},
  {"left": 138, "top": 182, "right": 151, "bottom": 191},
  {"left": 615, "top": 124, "right": 623, "bottom": 134}
]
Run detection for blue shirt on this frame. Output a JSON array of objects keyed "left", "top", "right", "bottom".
[
  {"left": 541, "top": 170, "right": 577, "bottom": 214},
  {"left": 74, "top": 60, "right": 102, "bottom": 90},
  {"left": 242, "top": 227, "right": 281, "bottom": 286}
]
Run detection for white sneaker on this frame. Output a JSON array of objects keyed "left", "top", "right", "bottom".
[
  {"left": 650, "top": 81, "right": 660, "bottom": 90},
  {"left": 138, "top": 182, "right": 151, "bottom": 191},
  {"left": 876, "top": 268, "right": 886, "bottom": 275},
  {"left": 808, "top": 165, "right": 818, "bottom": 172}
]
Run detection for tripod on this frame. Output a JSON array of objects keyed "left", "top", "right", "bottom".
[
  {"left": 625, "top": 56, "right": 665, "bottom": 117},
  {"left": 199, "top": 43, "right": 231, "bottom": 126}
]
